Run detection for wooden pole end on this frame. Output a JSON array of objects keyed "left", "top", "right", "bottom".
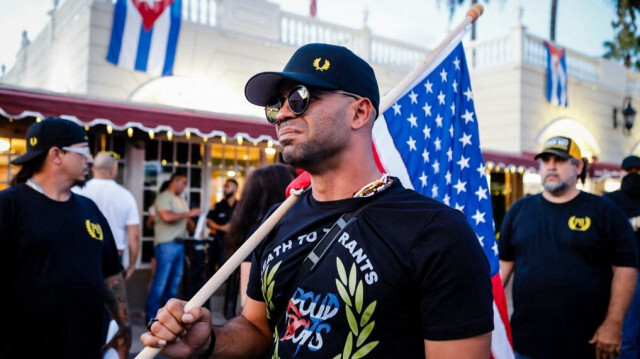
[{"left": 466, "top": 4, "right": 484, "bottom": 23}]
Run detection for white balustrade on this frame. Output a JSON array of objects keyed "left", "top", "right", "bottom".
[{"left": 175, "top": 0, "right": 631, "bottom": 90}]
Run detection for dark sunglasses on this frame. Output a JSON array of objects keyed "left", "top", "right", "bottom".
[{"left": 264, "top": 85, "right": 360, "bottom": 124}]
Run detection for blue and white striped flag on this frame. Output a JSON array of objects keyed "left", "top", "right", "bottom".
[{"left": 107, "top": 0, "right": 181, "bottom": 76}]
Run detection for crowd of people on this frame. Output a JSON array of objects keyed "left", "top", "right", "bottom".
[{"left": 2, "top": 42, "right": 640, "bottom": 359}]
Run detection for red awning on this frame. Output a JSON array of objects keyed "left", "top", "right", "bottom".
[
  {"left": 482, "top": 150, "right": 539, "bottom": 172},
  {"left": 0, "top": 85, "right": 277, "bottom": 142}
]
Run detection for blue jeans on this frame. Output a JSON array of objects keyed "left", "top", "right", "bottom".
[
  {"left": 145, "top": 241, "right": 184, "bottom": 320},
  {"left": 620, "top": 272, "right": 640, "bottom": 359}
]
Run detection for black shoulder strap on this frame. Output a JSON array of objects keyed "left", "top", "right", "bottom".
[{"left": 274, "top": 197, "right": 378, "bottom": 324}]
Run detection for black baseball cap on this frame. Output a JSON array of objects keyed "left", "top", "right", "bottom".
[
  {"left": 534, "top": 136, "right": 582, "bottom": 161},
  {"left": 11, "top": 117, "right": 89, "bottom": 165},
  {"left": 622, "top": 155, "right": 640, "bottom": 170},
  {"left": 245, "top": 43, "right": 380, "bottom": 115}
]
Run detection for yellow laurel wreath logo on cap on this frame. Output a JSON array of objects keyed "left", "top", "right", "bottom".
[
  {"left": 313, "top": 58, "right": 330, "bottom": 71},
  {"left": 85, "top": 220, "right": 104, "bottom": 241},
  {"left": 29, "top": 137, "right": 37, "bottom": 146}
]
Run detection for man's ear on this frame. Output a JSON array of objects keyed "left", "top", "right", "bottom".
[
  {"left": 49, "top": 147, "right": 64, "bottom": 165},
  {"left": 351, "top": 98, "right": 373, "bottom": 130}
]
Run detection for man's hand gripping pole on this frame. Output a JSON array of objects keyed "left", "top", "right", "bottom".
[{"left": 136, "top": 173, "right": 310, "bottom": 359}]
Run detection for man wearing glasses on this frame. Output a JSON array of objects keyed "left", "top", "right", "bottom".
[
  {"left": 0, "top": 118, "right": 132, "bottom": 358},
  {"left": 142, "top": 43, "right": 493, "bottom": 358}
]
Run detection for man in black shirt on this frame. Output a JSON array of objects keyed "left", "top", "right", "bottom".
[
  {"left": 604, "top": 155, "right": 640, "bottom": 359},
  {"left": 499, "top": 136, "right": 638, "bottom": 359},
  {"left": 143, "top": 43, "right": 493, "bottom": 358},
  {"left": 0, "top": 118, "right": 131, "bottom": 358},
  {"left": 206, "top": 178, "right": 238, "bottom": 318}
]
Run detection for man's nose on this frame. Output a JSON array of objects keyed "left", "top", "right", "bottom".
[{"left": 276, "top": 99, "right": 296, "bottom": 125}]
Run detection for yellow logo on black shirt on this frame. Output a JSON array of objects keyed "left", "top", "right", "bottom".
[
  {"left": 313, "top": 58, "right": 330, "bottom": 71},
  {"left": 85, "top": 220, "right": 104, "bottom": 241},
  {"left": 568, "top": 216, "right": 591, "bottom": 231}
]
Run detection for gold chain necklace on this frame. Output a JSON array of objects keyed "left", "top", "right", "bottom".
[{"left": 353, "top": 174, "right": 394, "bottom": 198}]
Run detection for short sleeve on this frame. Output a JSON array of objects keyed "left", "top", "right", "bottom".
[
  {"left": 124, "top": 192, "right": 141, "bottom": 226},
  {"left": 413, "top": 209, "right": 494, "bottom": 340},
  {"left": 155, "top": 192, "right": 172, "bottom": 211},
  {"left": 498, "top": 204, "right": 517, "bottom": 261}
]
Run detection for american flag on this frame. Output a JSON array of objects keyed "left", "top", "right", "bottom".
[{"left": 372, "top": 40, "right": 514, "bottom": 358}]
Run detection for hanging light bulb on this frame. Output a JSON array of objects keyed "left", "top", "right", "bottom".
[
  {"left": 149, "top": 130, "right": 155, "bottom": 139},
  {"left": 167, "top": 131, "right": 173, "bottom": 141},
  {"left": 107, "top": 125, "right": 113, "bottom": 134},
  {"left": 221, "top": 136, "right": 226, "bottom": 144},
  {"left": 185, "top": 131, "right": 191, "bottom": 140},
  {"left": 127, "top": 128, "right": 134, "bottom": 138},
  {"left": 237, "top": 137, "right": 243, "bottom": 145}
]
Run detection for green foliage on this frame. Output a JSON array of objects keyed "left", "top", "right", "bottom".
[{"left": 603, "top": 0, "right": 640, "bottom": 70}]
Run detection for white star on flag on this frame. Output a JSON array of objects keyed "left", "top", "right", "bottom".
[
  {"left": 409, "top": 91, "right": 419, "bottom": 104},
  {"left": 407, "top": 114, "right": 418, "bottom": 128},
  {"left": 392, "top": 103, "right": 402, "bottom": 115},
  {"left": 472, "top": 209, "right": 486, "bottom": 225},
  {"left": 475, "top": 186, "right": 488, "bottom": 201}
]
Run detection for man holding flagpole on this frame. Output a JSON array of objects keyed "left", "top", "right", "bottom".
[{"left": 142, "top": 42, "right": 493, "bottom": 358}]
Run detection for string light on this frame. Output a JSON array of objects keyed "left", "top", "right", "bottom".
[
  {"left": 185, "top": 131, "right": 191, "bottom": 140},
  {"left": 107, "top": 125, "right": 113, "bottom": 134},
  {"left": 221, "top": 136, "right": 226, "bottom": 144},
  {"left": 35, "top": 117, "right": 42, "bottom": 122},
  {"left": 149, "top": 130, "right": 155, "bottom": 139},
  {"left": 237, "top": 137, "right": 243, "bottom": 145},
  {"left": 127, "top": 128, "right": 133, "bottom": 138},
  {"left": 167, "top": 131, "right": 173, "bottom": 141}
]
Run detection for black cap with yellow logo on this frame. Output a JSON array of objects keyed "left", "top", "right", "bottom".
[
  {"left": 10, "top": 117, "right": 89, "bottom": 165},
  {"left": 534, "top": 136, "right": 582, "bottom": 161},
  {"left": 244, "top": 43, "right": 380, "bottom": 115}
]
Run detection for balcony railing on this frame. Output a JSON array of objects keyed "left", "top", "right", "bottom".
[{"left": 180, "top": 0, "right": 634, "bottom": 92}]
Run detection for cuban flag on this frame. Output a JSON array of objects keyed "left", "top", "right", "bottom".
[
  {"left": 372, "top": 36, "right": 514, "bottom": 358},
  {"left": 107, "top": 0, "right": 181, "bottom": 76},
  {"left": 544, "top": 41, "right": 568, "bottom": 107}
]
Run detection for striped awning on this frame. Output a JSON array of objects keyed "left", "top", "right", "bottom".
[{"left": 0, "top": 85, "right": 277, "bottom": 142}]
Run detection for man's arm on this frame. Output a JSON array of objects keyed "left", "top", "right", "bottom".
[
  {"left": 212, "top": 297, "right": 272, "bottom": 357},
  {"left": 424, "top": 332, "right": 491, "bottom": 359},
  {"left": 589, "top": 266, "right": 638, "bottom": 358},
  {"left": 157, "top": 208, "right": 201, "bottom": 223},
  {"left": 499, "top": 260, "right": 515, "bottom": 287},
  {"left": 104, "top": 273, "right": 132, "bottom": 356},
  {"left": 124, "top": 224, "right": 140, "bottom": 280},
  {"left": 140, "top": 297, "right": 272, "bottom": 358}
]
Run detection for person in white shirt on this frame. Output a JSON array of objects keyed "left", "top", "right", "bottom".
[{"left": 75, "top": 151, "right": 141, "bottom": 279}]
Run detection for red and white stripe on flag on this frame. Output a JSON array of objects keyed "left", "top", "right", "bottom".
[{"left": 372, "top": 31, "right": 514, "bottom": 358}]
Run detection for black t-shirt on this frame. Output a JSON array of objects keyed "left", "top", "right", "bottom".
[
  {"left": 207, "top": 199, "right": 235, "bottom": 234},
  {"left": 0, "top": 184, "right": 122, "bottom": 358},
  {"left": 499, "top": 192, "right": 638, "bottom": 358},
  {"left": 247, "top": 180, "right": 494, "bottom": 358},
  {"left": 604, "top": 176, "right": 640, "bottom": 262}
]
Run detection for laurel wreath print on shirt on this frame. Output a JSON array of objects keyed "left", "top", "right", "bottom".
[
  {"left": 333, "top": 257, "right": 379, "bottom": 359},
  {"left": 262, "top": 260, "right": 282, "bottom": 320}
]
